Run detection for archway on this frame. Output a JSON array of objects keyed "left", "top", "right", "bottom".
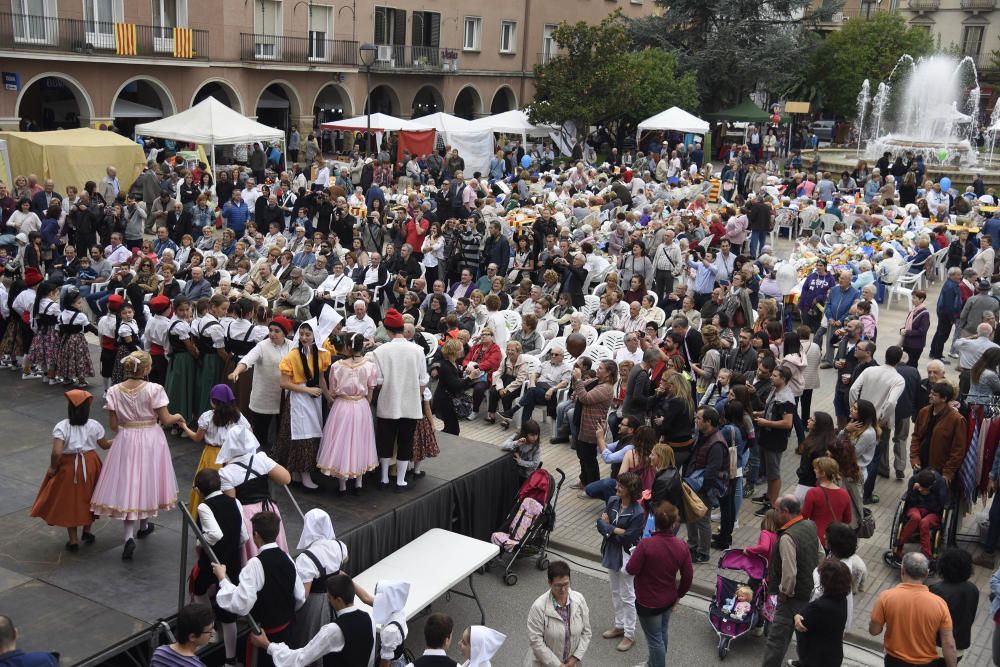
[
  {"left": 490, "top": 86, "right": 516, "bottom": 114},
  {"left": 193, "top": 80, "right": 243, "bottom": 114},
  {"left": 410, "top": 85, "right": 443, "bottom": 119},
  {"left": 313, "top": 83, "right": 352, "bottom": 125},
  {"left": 363, "top": 84, "right": 399, "bottom": 116},
  {"left": 16, "top": 74, "right": 94, "bottom": 130},
  {"left": 453, "top": 86, "right": 482, "bottom": 120},
  {"left": 112, "top": 77, "right": 176, "bottom": 135},
  {"left": 254, "top": 81, "right": 302, "bottom": 134}
]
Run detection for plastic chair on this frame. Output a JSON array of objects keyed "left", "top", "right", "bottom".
[
  {"left": 420, "top": 332, "right": 438, "bottom": 359},
  {"left": 582, "top": 344, "right": 613, "bottom": 363},
  {"left": 502, "top": 309, "right": 522, "bottom": 334},
  {"left": 887, "top": 270, "right": 924, "bottom": 311},
  {"left": 597, "top": 330, "right": 625, "bottom": 353}
]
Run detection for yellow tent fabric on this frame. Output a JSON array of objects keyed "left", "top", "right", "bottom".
[{"left": 0, "top": 128, "right": 146, "bottom": 193}]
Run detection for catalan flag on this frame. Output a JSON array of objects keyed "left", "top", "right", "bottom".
[
  {"left": 114, "top": 22, "right": 136, "bottom": 56},
  {"left": 173, "top": 27, "right": 193, "bottom": 58}
]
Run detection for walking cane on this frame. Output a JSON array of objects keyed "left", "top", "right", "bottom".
[
  {"left": 283, "top": 483, "right": 306, "bottom": 521},
  {"left": 178, "top": 502, "right": 263, "bottom": 637}
]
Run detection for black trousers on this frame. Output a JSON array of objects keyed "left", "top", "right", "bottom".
[
  {"left": 488, "top": 386, "right": 517, "bottom": 414},
  {"left": 929, "top": 313, "right": 954, "bottom": 359},
  {"left": 249, "top": 409, "right": 278, "bottom": 451},
  {"left": 149, "top": 353, "right": 167, "bottom": 386},
  {"left": 904, "top": 345, "right": 923, "bottom": 368},
  {"left": 471, "top": 380, "right": 490, "bottom": 411},
  {"left": 576, "top": 439, "right": 600, "bottom": 485},
  {"left": 376, "top": 417, "right": 416, "bottom": 460},
  {"left": 717, "top": 482, "right": 737, "bottom": 546}
]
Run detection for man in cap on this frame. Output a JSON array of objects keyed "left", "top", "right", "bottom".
[
  {"left": 143, "top": 295, "right": 173, "bottom": 384},
  {"left": 958, "top": 277, "right": 1000, "bottom": 336},
  {"left": 274, "top": 268, "right": 312, "bottom": 320}
]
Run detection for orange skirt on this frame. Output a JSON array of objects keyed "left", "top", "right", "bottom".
[{"left": 30, "top": 451, "right": 102, "bottom": 528}]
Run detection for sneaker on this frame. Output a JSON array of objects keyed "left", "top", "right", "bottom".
[
  {"left": 895, "top": 471, "right": 905, "bottom": 481},
  {"left": 754, "top": 506, "right": 769, "bottom": 517},
  {"left": 752, "top": 493, "right": 769, "bottom": 505},
  {"left": 692, "top": 553, "right": 710, "bottom": 564},
  {"left": 710, "top": 511, "right": 721, "bottom": 522},
  {"left": 948, "top": 352, "right": 960, "bottom": 359},
  {"left": 819, "top": 362, "right": 833, "bottom": 369},
  {"left": 602, "top": 628, "right": 625, "bottom": 639},
  {"left": 863, "top": 494, "right": 880, "bottom": 505},
  {"left": 616, "top": 638, "right": 634, "bottom": 652},
  {"left": 883, "top": 550, "right": 901, "bottom": 568},
  {"left": 466, "top": 412, "right": 478, "bottom": 421},
  {"left": 21, "top": 371, "right": 43, "bottom": 380}
]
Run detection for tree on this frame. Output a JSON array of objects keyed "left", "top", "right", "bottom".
[
  {"left": 529, "top": 14, "right": 700, "bottom": 139},
  {"left": 628, "top": 0, "right": 841, "bottom": 112},
  {"left": 810, "top": 13, "right": 934, "bottom": 118}
]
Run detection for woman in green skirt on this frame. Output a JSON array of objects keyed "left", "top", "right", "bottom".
[
  {"left": 192, "top": 295, "right": 231, "bottom": 418},
  {"left": 164, "top": 298, "right": 199, "bottom": 429}
]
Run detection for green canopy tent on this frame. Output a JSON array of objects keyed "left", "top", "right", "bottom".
[{"left": 703, "top": 100, "right": 772, "bottom": 123}]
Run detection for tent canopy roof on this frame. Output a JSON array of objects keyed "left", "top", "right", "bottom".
[
  {"left": 636, "top": 106, "right": 709, "bottom": 135},
  {"left": 134, "top": 97, "right": 284, "bottom": 145},
  {"left": 469, "top": 109, "right": 550, "bottom": 136},
  {"left": 408, "top": 112, "right": 477, "bottom": 133},
  {"left": 703, "top": 100, "right": 771, "bottom": 123},
  {"left": 320, "top": 113, "right": 422, "bottom": 132},
  {"left": 0, "top": 127, "right": 142, "bottom": 148}
]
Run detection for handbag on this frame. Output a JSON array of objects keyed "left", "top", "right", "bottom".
[
  {"left": 847, "top": 483, "right": 876, "bottom": 539},
  {"left": 681, "top": 481, "right": 708, "bottom": 521},
  {"left": 726, "top": 429, "right": 739, "bottom": 480},
  {"left": 452, "top": 394, "right": 473, "bottom": 419}
]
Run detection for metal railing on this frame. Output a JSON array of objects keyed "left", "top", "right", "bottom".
[
  {"left": 961, "top": 0, "right": 996, "bottom": 10},
  {"left": 367, "top": 44, "right": 460, "bottom": 72},
  {"left": 907, "top": 0, "right": 941, "bottom": 11},
  {"left": 537, "top": 51, "right": 556, "bottom": 65},
  {"left": 0, "top": 12, "right": 209, "bottom": 59},
  {"left": 239, "top": 32, "right": 358, "bottom": 66}
]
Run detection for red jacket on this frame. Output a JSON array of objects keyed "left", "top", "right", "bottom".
[{"left": 462, "top": 342, "right": 501, "bottom": 382}]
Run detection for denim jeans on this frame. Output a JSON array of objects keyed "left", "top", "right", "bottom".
[
  {"left": 749, "top": 229, "right": 768, "bottom": 258},
  {"left": 585, "top": 477, "right": 617, "bottom": 502},
  {"left": 637, "top": 607, "right": 673, "bottom": 667}
]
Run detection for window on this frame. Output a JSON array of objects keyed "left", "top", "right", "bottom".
[
  {"left": 308, "top": 4, "right": 331, "bottom": 60},
  {"left": 542, "top": 23, "right": 556, "bottom": 63},
  {"left": 412, "top": 11, "right": 440, "bottom": 47},
  {"left": 463, "top": 16, "right": 481, "bottom": 51},
  {"left": 374, "top": 6, "right": 405, "bottom": 45},
  {"left": 12, "top": 0, "right": 52, "bottom": 43},
  {"left": 253, "top": 0, "right": 280, "bottom": 58},
  {"left": 84, "top": 0, "right": 119, "bottom": 47},
  {"left": 962, "top": 25, "right": 985, "bottom": 58},
  {"left": 500, "top": 20, "right": 515, "bottom": 53}
]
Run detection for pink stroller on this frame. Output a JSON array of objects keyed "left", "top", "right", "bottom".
[
  {"left": 489, "top": 468, "right": 565, "bottom": 586},
  {"left": 709, "top": 549, "right": 769, "bottom": 659}
]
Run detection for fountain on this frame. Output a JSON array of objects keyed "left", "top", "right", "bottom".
[{"left": 858, "top": 55, "right": 981, "bottom": 167}]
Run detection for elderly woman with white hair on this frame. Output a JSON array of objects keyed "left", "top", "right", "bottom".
[{"left": 851, "top": 260, "right": 876, "bottom": 290}]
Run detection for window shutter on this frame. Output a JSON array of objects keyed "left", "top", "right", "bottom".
[
  {"left": 374, "top": 6, "right": 385, "bottom": 43},
  {"left": 392, "top": 8, "right": 405, "bottom": 45},
  {"left": 411, "top": 11, "right": 423, "bottom": 46},
  {"left": 430, "top": 12, "right": 440, "bottom": 48}
]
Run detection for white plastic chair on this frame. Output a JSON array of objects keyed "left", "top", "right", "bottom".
[
  {"left": 541, "top": 336, "right": 574, "bottom": 361},
  {"left": 420, "top": 332, "right": 438, "bottom": 359},
  {"left": 887, "top": 270, "right": 924, "bottom": 311},
  {"left": 582, "top": 344, "right": 613, "bottom": 364},
  {"left": 597, "top": 330, "right": 625, "bottom": 353},
  {"left": 581, "top": 324, "right": 598, "bottom": 348},
  {"left": 502, "top": 309, "right": 522, "bottom": 334},
  {"left": 647, "top": 306, "right": 666, "bottom": 332}
]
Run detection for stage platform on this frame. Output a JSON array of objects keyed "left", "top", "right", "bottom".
[{"left": 0, "top": 372, "right": 518, "bottom": 665}]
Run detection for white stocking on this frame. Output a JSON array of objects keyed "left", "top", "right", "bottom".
[
  {"left": 123, "top": 520, "right": 135, "bottom": 542},
  {"left": 395, "top": 461, "right": 409, "bottom": 487},
  {"left": 379, "top": 458, "right": 391, "bottom": 484},
  {"left": 338, "top": 477, "right": 347, "bottom": 492}
]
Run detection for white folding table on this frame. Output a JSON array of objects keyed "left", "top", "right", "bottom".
[{"left": 353, "top": 528, "right": 500, "bottom": 624}]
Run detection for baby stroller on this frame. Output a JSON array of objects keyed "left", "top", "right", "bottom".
[
  {"left": 489, "top": 467, "right": 565, "bottom": 586},
  {"left": 709, "top": 549, "right": 769, "bottom": 659}
]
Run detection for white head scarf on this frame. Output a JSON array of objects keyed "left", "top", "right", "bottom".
[
  {"left": 468, "top": 626, "right": 506, "bottom": 667},
  {"left": 215, "top": 422, "right": 260, "bottom": 464},
  {"left": 296, "top": 508, "right": 335, "bottom": 550},
  {"left": 371, "top": 581, "right": 410, "bottom": 626}
]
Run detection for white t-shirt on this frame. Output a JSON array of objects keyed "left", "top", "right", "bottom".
[
  {"left": 53, "top": 418, "right": 105, "bottom": 454},
  {"left": 197, "top": 411, "right": 252, "bottom": 447}
]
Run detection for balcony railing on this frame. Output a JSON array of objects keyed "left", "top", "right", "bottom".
[
  {"left": 239, "top": 33, "right": 358, "bottom": 66},
  {"left": 961, "top": 0, "right": 996, "bottom": 10},
  {"left": 907, "top": 0, "right": 941, "bottom": 11},
  {"left": 537, "top": 51, "right": 556, "bottom": 65},
  {"left": 367, "top": 45, "right": 460, "bottom": 73},
  {"left": 0, "top": 12, "right": 209, "bottom": 59}
]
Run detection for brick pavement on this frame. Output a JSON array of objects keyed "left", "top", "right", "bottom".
[{"left": 448, "top": 243, "right": 998, "bottom": 663}]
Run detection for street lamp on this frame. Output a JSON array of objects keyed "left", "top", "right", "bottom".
[{"left": 359, "top": 42, "right": 377, "bottom": 156}]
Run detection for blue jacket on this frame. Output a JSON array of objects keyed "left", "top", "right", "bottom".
[
  {"left": 982, "top": 216, "right": 1000, "bottom": 250},
  {"left": 597, "top": 496, "right": 645, "bottom": 571},
  {"left": 0, "top": 649, "right": 58, "bottom": 667},
  {"left": 904, "top": 470, "right": 948, "bottom": 515},
  {"left": 221, "top": 200, "right": 249, "bottom": 235},
  {"left": 936, "top": 279, "right": 962, "bottom": 318},
  {"left": 826, "top": 284, "right": 859, "bottom": 323}
]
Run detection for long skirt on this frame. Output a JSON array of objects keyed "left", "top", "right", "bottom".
[
  {"left": 193, "top": 353, "right": 225, "bottom": 418},
  {"left": 412, "top": 416, "right": 440, "bottom": 463},
  {"left": 90, "top": 425, "right": 178, "bottom": 521},
  {"left": 316, "top": 397, "right": 378, "bottom": 479},
  {"left": 27, "top": 325, "right": 59, "bottom": 371},
  {"left": 56, "top": 332, "right": 95, "bottom": 381},
  {"left": 291, "top": 594, "right": 331, "bottom": 656},
  {"left": 238, "top": 499, "right": 288, "bottom": 564},
  {"left": 164, "top": 351, "right": 197, "bottom": 424},
  {"left": 272, "top": 393, "right": 320, "bottom": 474},
  {"left": 188, "top": 443, "right": 222, "bottom": 517},
  {"left": 30, "top": 451, "right": 102, "bottom": 528},
  {"left": 110, "top": 344, "right": 136, "bottom": 385},
  {"left": 0, "top": 317, "right": 28, "bottom": 358}
]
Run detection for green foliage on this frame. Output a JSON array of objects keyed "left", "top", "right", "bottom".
[
  {"left": 528, "top": 13, "right": 699, "bottom": 135},
  {"left": 810, "top": 13, "right": 934, "bottom": 118},
  {"left": 628, "top": 0, "right": 841, "bottom": 112}
]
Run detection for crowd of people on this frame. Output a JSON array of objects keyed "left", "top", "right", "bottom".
[{"left": 3, "top": 127, "right": 1000, "bottom": 667}]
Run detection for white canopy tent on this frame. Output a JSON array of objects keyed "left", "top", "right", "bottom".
[
  {"left": 469, "top": 109, "right": 552, "bottom": 142},
  {"left": 135, "top": 97, "right": 285, "bottom": 177},
  {"left": 636, "top": 107, "right": 709, "bottom": 143},
  {"left": 320, "top": 113, "right": 423, "bottom": 132},
  {"left": 407, "top": 112, "right": 477, "bottom": 135},
  {"left": 408, "top": 112, "right": 493, "bottom": 177}
]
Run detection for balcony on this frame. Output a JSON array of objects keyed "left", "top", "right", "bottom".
[
  {"left": 0, "top": 12, "right": 208, "bottom": 60},
  {"left": 367, "top": 45, "right": 460, "bottom": 73},
  {"left": 907, "top": 0, "right": 940, "bottom": 12},
  {"left": 538, "top": 51, "right": 555, "bottom": 65},
  {"left": 240, "top": 33, "right": 358, "bottom": 66},
  {"left": 961, "top": 0, "right": 996, "bottom": 11}
]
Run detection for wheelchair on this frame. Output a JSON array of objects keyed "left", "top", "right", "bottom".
[{"left": 884, "top": 492, "right": 959, "bottom": 567}]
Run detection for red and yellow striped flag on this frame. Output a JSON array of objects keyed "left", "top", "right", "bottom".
[
  {"left": 173, "top": 27, "right": 193, "bottom": 58},
  {"left": 114, "top": 22, "right": 136, "bottom": 56}
]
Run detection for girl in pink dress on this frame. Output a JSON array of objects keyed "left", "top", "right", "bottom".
[
  {"left": 90, "top": 351, "right": 186, "bottom": 560},
  {"left": 317, "top": 333, "right": 378, "bottom": 495}
]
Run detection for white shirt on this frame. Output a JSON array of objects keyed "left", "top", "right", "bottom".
[
  {"left": 219, "top": 451, "right": 278, "bottom": 490},
  {"left": 199, "top": 313, "right": 227, "bottom": 349},
  {"left": 317, "top": 273, "right": 353, "bottom": 302},
  {"left": 344, "top": 314, "right": 376, "bottom": 339},
  {"left": 849, "top": 365, "right": 905, "bottom": 426},
  {"left": 196, "top": 491, "right": 250, "bottom": 546},
  {"left": 241, "top": 187, "right": 261, "bottom": 210},
  {"left": 406, "top": 649, "right": 457, "bottom": 667},
  {"left": 215, "top": 544, "right": 306, "bottom": 617},
  {"left": 316, "top": 167, "right": 331, "bottom": 187},
  {"left": 142, "top": 314, "right": 172, "bottom": 350},
  {"left": 373, "top": 337, "right": 429, "bottom": 420},
  {"left": 954, "top": 336, "right": 1000, "bottom": 371},
  {"left": 615, "top": 346, "right": 643, "bottom": 364},
  {"left": 104, "top": 244, "right": 131, "bottom": 265},
  {"left": 53, "top": 418, "right": 104, "bottom": 454},
  {"left": 267, "top": 607, "right": 375, "bottom": 667},
  {"left": 294, "top": 539, "right": 347, "bottom": 586}
]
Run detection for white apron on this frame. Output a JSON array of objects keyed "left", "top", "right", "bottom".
[{"left": 290, "top": 391, "right": 324, "bottom": 440}]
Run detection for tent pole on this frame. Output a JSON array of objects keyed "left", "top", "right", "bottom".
[{"left": 210, "top": 143, "right": 217, "bottom": 190}]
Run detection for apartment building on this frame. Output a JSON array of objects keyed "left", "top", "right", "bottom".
[{"left": 0, "top": 0, "right": 653, "bottom": 135}]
